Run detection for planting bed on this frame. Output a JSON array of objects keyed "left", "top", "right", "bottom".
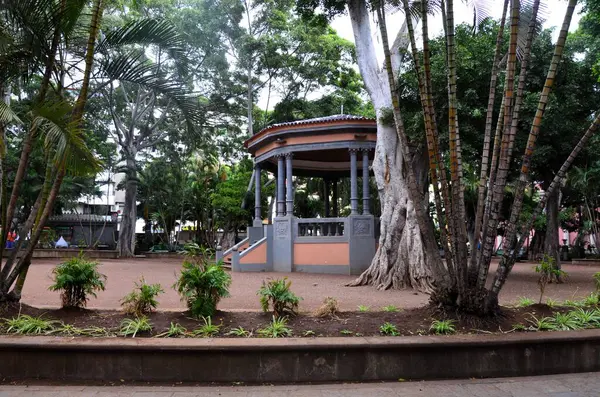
[{"left": 0, "top": 302, "right": 591, "bottom": 338}]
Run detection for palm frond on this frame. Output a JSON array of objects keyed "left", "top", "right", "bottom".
[
  {"left": 97, "top": 18, "right": 184, "bottom": 54},
  {"left": 0, "top": 100, "right": 22, "bottom": 125},
  {"left": 517, "top": 0, "right": 548, "bottom": 58},
  {"left": 100, "top": 51, "right": 201, "bottom": 131}
]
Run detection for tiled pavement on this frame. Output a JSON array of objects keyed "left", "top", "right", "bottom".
[{"left": 0, "top": 373, "right": 598, "bottom": 396}]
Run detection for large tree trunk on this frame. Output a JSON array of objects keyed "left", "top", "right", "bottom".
[
  {"left": 346, "top": 0, "right": 438, "bottom": 293},
  {"left": 544, "top": 187, "right": 561, "bottom": 271},
  {"left": 117, "top": 158, "right": 138, "bottom": 257},
  {"left": 350, "top": 120, "right": 437, "bottom": 292}
]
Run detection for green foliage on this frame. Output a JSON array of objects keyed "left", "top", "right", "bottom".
[
  {"left": 302, "top": 330, "right": 316, "bottom": 337},
  {"left": 552, "top": 312, "right": 582, "bottom": 331},
  {"left": 546, "top": 298, "right": 559, "bottom": 308},
  {"left": 429, "top": 320, "right": 456, "bottom": 335},
  {"left": 382, "top": 305, "right": 400, "bottom": 312},
  {"left": 119, "top": 316, "right": 153, "bottom": 338},
  {"left": 594, "top": 272, "right": 600, "bottom": 293},
  {"left": 156, "top": 322, "right": 187, "bottom": 338},
  {"left": 258, "top": 278, "right": 301, "bottom": 317},
  {"left": 340, "top": 329, "right": 354, "bottom": 335},
  {"left": 512, "top": 323, "right": 527, "bottom": 331},
  {"left": 357, "top": 305, "right": 370, "bottom": 312},
  {"left": 516, "top": 297, "right": 535, "bottom": 307},
  {"left": 379, "top": 322, "right": 399, "bottom": 336},
  {"left": 5, "top": 315, "right": 58, "bottom": 335},
  {"left": 120, "top": 278, "right": 164, "bottom": 316},
  {"left": 535, "top": 256, "right": 566, "bottom": 304},
  {"left": 174, "top": 259, "right": 231, "bottom": 318},
  {"left": 50, "top": 324, "right": 111, "bottom": 337},
  {"left": 583, "top": 293, "right": 600, "bottom": 306},
  {"left": 257, "top": 316, "right": 292, "bottom": 338},
  {"left": 191, "top": 316, "right": 221, "bottom": 337},
  {"left": 226, "top": 326, "right": 252, "bottom": 337},
  {"left": 49, "top": 255, "right": 106, "bottom": 308},
  {"left": 571, "top": 308, "right": 600, "bottom": 328},
  {"left": 527, "top": 314, "right": 558, "bottom": 331}
]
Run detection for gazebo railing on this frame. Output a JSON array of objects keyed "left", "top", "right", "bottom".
[{"left": 294, "top": 218, "right": 347, "bottom": 239}]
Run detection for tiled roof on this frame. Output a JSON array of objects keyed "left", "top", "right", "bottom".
[{"left": 255, "top": 114, "right": 375, "bottom": 135}]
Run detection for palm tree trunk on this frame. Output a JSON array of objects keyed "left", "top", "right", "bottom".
[
  {"left": 401, "top": 0, "right": 454, "bottom": 282},
  {"left": 470, "top": 0, "right": 509, "bottom": 272},
  {"left": 476, "top": 0, "right": 520, "bottom": 289},
  {"left": 496, "top": 0, "right": 577, "bottom": 270},
  {"left": 487, "top": 108, "right": 600, "bottom": 307}
]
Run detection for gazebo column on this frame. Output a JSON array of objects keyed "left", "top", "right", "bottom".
[
  {"left": 350, "top": 148, "right": 359, "bottom": 215},
  {"left": 285, "top": 153, "right": 293, "bottom": 216},
  {"left": 253, "top": 163, "right": 262, "bottom": 226},
  {"left": 332, "top": 178, "right": 339, "bottom": 217},
  {"left": 276, "top": 155, "right": 285, "bottom": 217},
  {"left": 362, "top": 149, "right": 370, "bottom": 215},
  {"left": 324, "top": 178, "right": 331, "bottom": 218}
]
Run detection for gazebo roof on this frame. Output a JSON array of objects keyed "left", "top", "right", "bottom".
[{"left": 245, "top": 114, "right": 377, "bottom": 178}]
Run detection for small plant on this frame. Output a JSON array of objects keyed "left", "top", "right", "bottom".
[
  {"left": 429, "top": 319, "right": 456, "bottom": 335},
  {"left": 258, "top": 278, "right": 301, "bottom": 318},
  {"left": 49, "top": 255, "right": 106, "bottom": 308},
  {"left": 174, "top": 256, "right": 231, "bottom": 318},
  {"left": 512, "top": 323, "right": 526, "bottom": 331},
  {"left": 571, "top": 308, "right": 600, "bottom": 328},
  {"left": 516, "top": 297, "right": 535, "bottom": 307},
  {"left": 545, "top": 298, "right": 558, "bottom": 308},
  {"left": 5, "top": 315, "right": 58, "bottom": 334},
  {"left": 594, "top": 272, "right": 600, "bottom": 294},
  {"left": 119, "top": 316, "right": 153, "bottom": 337},
  {"left": 379, "top": 322, "right": 399, "bottom": 336},
  {"left": 357, "top": 305, "right": 370, "bottom": 312},
  {"left": 191, "top": 316, "right": 221, "bottom": 337},
  {"left": 50, "top": 324, "right": 111, "bottom": 337},
  {"left": 340, "top": 329, "right": 354, "bottom": 335},
  {"left": 551, "top": 312, "right": 581, "bottom": 331},
  {"left": 313, "top": 296, "right": 339, "bottom": 318},
  {"left": 382, "top": 305, "right": 399, "bottom": 312},
  {"left": 120, "top": 278, "right": 164, "bottom": 316},
  {"left": 257, "top": 316, "right": 292, "bottom": 338},
  {"left": 582, "top": 293, "right": 599, "bottom": 306},
  {"left": 226, "top": 326, "right": 252, "bottom": 337},
  {"left": 563, "top": 299, "right": 585, "bottom": 307},
  {"left": 526, "top": 314, "right": 557, "bottom": 331},
  {"left": 302, "top": 330, "right": 316, "bottom": 337},
  {"left": 534, "top": 255, "right": 566, "bottom": 304},
  {"left": 156, "top": 322, "right": 187, "bottom": 338}
]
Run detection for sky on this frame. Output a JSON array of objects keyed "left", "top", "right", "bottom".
[{"left": 258, "top": 0, "right": 584, "bottom": 109}]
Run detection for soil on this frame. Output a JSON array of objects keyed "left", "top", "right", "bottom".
[{"left": 0, "top": 303, "right": 571, "bottom": 338}]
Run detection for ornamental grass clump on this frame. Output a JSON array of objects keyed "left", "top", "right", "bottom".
[
  {"left": 121, "top": 277, "right": 164, "bottom": 316},
  {"left": 49, "top": 255, "right": 106, "bottom": 308}
]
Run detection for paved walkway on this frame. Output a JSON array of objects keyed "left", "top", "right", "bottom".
[
  {"left": 20, "top": 258, "right": 598, "bottom": 311},
  {"left": 0, "top": 373, "right": 598, "bottom": 396}
]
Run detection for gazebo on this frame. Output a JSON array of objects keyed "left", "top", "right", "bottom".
[{"left": 219, "top": 115, "right": 378, "bottom": 275}]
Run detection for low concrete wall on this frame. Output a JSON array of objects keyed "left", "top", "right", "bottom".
[
  {"left": 0, "top": 330, "right": 599, "bottom": 383},
  {"left": 4, "top": 249, "right": 118, "bottom": 259},
  {"left": 571, "top": 259, "right": 600, "bottom": 267}
]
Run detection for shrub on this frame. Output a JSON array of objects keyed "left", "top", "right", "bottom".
[
  {"left": 379, "top": 322, "right": 399, "bottom": 336},
  {"left": 258, "top": 316, "right": 292, "bottom": 338},
  {"left": 258, "top": 278, "right": 301, "bottom": 317},
  {"left": 119, "top": 316, "right": 153, "bottom": 337},
  {"left": 429, "top": 319, "right": 456, "bottom": 335},
  {"left": 121, "top": 278, "right": 164, "bottom": 316},
  {"left": 49, "top": 255, "right": 106, "bottom": 308},
  {"left": 174, "top": 259, "right": 231, "bottom": 318},
  {"left": 535, "top": 255, "right": 566, "bottom": 304},
  {"left": 313, "top": 296, "right": 339, "bottom": 318},
  {"left": 5, "top": 315, "right": 58, "bottom": 334}
]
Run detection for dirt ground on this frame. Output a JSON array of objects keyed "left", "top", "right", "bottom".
[{"left": 18, "top": 257, "right": 599, "bottom": 312}]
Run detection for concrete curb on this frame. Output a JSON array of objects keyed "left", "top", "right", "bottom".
[{"left": 0, "top": 330, "right": 599, "bottom": 382}]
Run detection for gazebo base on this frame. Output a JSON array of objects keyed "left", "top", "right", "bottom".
[{"left": 218, "top": 216, "right": 377, "bottom": 275}]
